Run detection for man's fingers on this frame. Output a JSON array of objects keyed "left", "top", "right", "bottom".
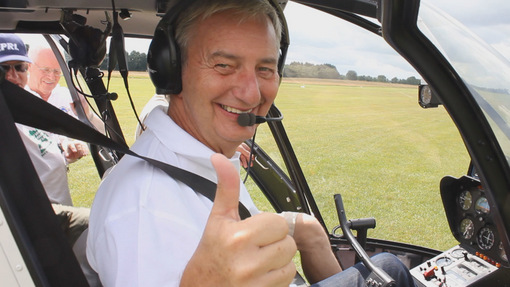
[
  {"left": 67, "top": 143, "right": 77, "bottom": 153},
  {"left": 210, "top": 153, "right": 241, "bottom": 221},
  {"left": 258, "top": 234, "right": 297, "bottom": 270},
  {"left": 241, "top": 213, "right": 289, "bottom": 246},
  {"left": 261, "top": 261, "right": 297, "bottom": 287}
]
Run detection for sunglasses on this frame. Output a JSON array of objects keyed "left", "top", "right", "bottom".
[{"left": 0, "top": 63, "right": 29, "bottom": 73}]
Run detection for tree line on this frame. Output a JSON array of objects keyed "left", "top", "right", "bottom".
[
  {"left": 286, "top": 62, "right": 421, "bottom": 85},
  {"left": 102, "top": 52, "right": 421, "bottom": 85}
]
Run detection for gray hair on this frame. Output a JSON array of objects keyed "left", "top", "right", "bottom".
[{"left": 168, "top": 0, "right": 283, "bottom": 64}]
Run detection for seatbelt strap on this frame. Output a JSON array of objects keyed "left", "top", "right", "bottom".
[{"left": 1, "top": 80, "right": 251, "bottom": 219}]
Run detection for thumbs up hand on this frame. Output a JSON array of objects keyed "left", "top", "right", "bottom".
[{"left": 180, "top": 153, "right": 297, "bottom": 287}]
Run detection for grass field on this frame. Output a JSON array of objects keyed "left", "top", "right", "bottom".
[{"left": 68, "top": 73, "right": 467, "bottom": 252}]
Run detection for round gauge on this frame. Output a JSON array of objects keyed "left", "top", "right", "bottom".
[
  {"left": 499, "top": 242, "right": 508, "bottom": 262},
  {"left": 460, "top": 218, "right": 475, "bottom": 240},
  {"left": 436, "top": 256, "right": 453, "bottom": 267},
  {"left": 475, "top": 197, "right": 490, "bottom": 214},
  {"left": 450, "top": 248, "right": 466, "bottom": 259},
  {"left": 458, "top": 190, "right": 473, "bottom": 210},
  {"left": 478, "top": 227, "right": 495, "bottom": 250}
]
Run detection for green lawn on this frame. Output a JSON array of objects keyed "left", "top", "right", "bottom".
[{"left": 69, "top": 74, "right": 466, "bottom": 252}]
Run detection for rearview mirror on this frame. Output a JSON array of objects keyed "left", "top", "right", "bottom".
[{"left": 418, "top": 84, "right": 441, "bottom": 108}]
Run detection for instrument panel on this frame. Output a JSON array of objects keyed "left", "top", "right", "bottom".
[
  {"left": 410, "top": 245, "right": 500, "bottom": 286},
  {"left": 440, "top": 176, "right": 508, "bottom": 267},
  {"left": 412, "top": 175, "right": 510, "bottom": 286}
]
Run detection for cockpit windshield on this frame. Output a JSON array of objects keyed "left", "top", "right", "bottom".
[{"left": 418, "top": 2, "right": 510, "bottom": 164}]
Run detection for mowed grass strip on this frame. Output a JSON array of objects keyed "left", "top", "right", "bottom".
[{"left": 69, "top": 74, "right": 466, "bottom": 251}]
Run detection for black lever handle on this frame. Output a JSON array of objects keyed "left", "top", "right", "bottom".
[{"left": 334, "top": 194, "right": 396, "bottom": 287}]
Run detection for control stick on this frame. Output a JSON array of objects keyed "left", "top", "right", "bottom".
[{"left": 334, "top": 194, "right": 396, "bottom": 287}]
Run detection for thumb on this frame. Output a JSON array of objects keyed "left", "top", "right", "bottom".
[{"left": 210, "top": 153, "right": 241, "bottom": 221}]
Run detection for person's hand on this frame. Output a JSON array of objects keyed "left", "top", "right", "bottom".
[
  {"left": 64, "top": 140, "right": 89, "bottom": 163},
  {"left": 237, "top": 142, "right": 254, "bottom": 168},
  {"left": 180, "top": 153, "right": 297, "bottom": 287},
  {"left": 292, "top": 213, "right": 342, "bottom": 284}
]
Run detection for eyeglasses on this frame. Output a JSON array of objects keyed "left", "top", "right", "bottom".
[
  {"left": 35, "top": 63, "right": 62, "bottom": 77},
  {"left": 0, "top": 63, "right": 29, "bottom": 73}
]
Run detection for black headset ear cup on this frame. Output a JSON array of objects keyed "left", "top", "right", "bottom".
[{"left": 147, "top": 24, "right": 182, "bottom": 95}]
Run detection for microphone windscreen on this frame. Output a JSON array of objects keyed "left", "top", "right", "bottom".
[{"left": 237, "top": 113, "right": 256, "bottom": 126}]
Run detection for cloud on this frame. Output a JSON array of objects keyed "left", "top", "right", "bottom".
[
  {"left": 19, "top": 0, "right": 510, "bottom": 81},
  {"left": 284, "top": 2, "right": 418, "bottom": 78},
  {"left": 283, "top": 0, "right": 510, "bottom": 79}
]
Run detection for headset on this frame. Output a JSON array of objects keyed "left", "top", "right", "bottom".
[{"left": 147, "top": 0, "right": 290, "bottom": 95}]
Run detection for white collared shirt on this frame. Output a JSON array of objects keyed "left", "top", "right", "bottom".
[{"left": 87, "top": 106, "right": 258, "bottom": 286}]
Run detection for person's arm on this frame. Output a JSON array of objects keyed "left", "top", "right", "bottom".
[
  {"left": 292, "top": 213, "right": 342, "bottom": 284},
  {"left": 180, "top": 154, "right": 297, "bottom": 287},
  {"left": 77, "top": 93, "right": 106, "bottom": 134}
]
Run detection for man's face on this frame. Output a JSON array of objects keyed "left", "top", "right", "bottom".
[
  {"left": 28, "top": 49, "right": 62, "bottom": 98},
  {"left": 170, "top": 11, "right": 280, "bottom": 156},
  {"left": 2, "top": 60, "right": 29, "bottom": 88}
]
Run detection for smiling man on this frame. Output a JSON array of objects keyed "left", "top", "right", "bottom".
[
  {"left": 27, "top": 48, "right": 79, "bottom": 114},
  {"left": 27, "top": 47, "right": 104, "bottom": 132},
  {"left": 86, "top": 1, "right": 415, "bottom": 286},
  {"left": 87, "top": 2, "right": 294, "bottom": 285}
]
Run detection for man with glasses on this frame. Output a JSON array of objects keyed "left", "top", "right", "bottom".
[
  {"left": 0, "top": 34, "right": 89, "bottom": 247},
  {"left": 1, "top": 34, "right": 30, "bottom": 88},
  {"left": 27, "top": 47, "right": 104, "bottom": 132}
]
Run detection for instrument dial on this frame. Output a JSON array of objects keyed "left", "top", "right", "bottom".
[
  {"left": 460, "top": 218, "right": 475, "bottom": 240},
  {"left": 458, "top": 190, "right": 473, "bottom": 210},
  {"left": 478, "top": 227, "right": 495, "bottom": 250},
  {"left": 475, "top": 197, "right": 490, "bottom": 214},
  {"left": 436, "top": 256, "right": 452, "bottom": 267},
  {"left": 450, "top": 248, "right": 465, "bottom": 259}
]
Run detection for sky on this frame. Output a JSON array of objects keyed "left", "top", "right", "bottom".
[
  {"left": 19, "top": 0, "right": 510, "bottom": 80},
  {"left": 123, "top": 0, "right": 510, "bottom": 79},
  {"left": 281, "top": 0, "right": 510, "bottom": 79}
]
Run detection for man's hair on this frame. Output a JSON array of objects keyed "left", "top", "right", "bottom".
[
  {"left": 27, "top": 46, "right": 47, "bottom": 63},
  {"left": 171, "top": 0, "right": 283, "bottom": 64}
]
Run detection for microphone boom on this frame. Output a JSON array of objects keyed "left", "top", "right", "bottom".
[{"left": 237, "top": 110, "right": 283, "bottom": 127}]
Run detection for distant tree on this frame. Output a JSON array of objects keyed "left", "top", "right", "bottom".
[
  {"left": 358, "top": 75, "right": 376, "bottom": 82},
  {"left": 128, "top": 51, "right": 147, "bottom": 71},
  {"left": 100, "top": 50, "right": 148, "bottom": 71},
  {"left": 127, "top": 50, "right": 148, "bottom": 71},
  {"left": 284, "top": 62, "right": 341, "bottom": 79},
  {"left": 404, "top": 76, "right": 421, "bottom": 85},
  {"left": 377, "top": 75, "right": 388, "bottom": 82},
  {"left": 283, "top": 66, "right": 298, "bottom": 77},
  {"left": 346, "top": 70, "right": 358, "bottom": 80},
  {"left": 317, "top": 64, "right": 341, "bottom": 79},
  {"left": 391, "top": 77, "right": 399, "bottom": 83}
]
